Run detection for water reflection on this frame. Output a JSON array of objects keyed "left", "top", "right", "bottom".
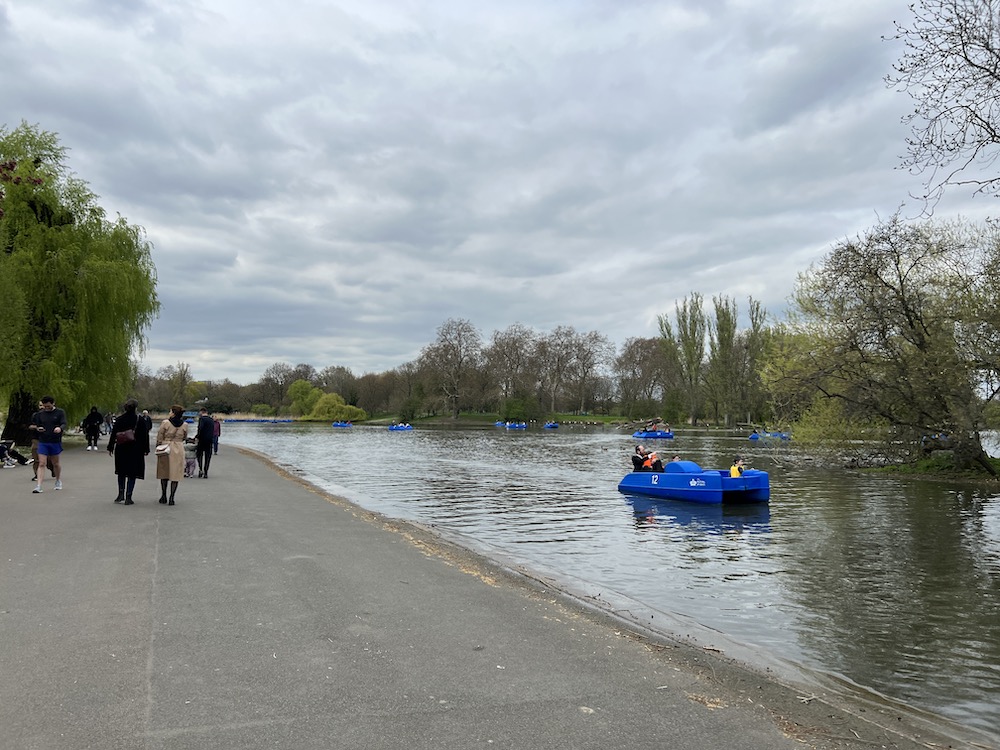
[
  {"left": 622, "top": 493, "right": 771, "bottom": 533},
  {"left": 225, "top": 422, "right": 1000, "bottom": 738}
]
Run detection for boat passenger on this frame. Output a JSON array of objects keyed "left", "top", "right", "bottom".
[
  {"left": 730, "top": 456, "right": 745, "bottom": 477},
  {"left": 631, "top": 445, "right": 646, "bottom": 472}
]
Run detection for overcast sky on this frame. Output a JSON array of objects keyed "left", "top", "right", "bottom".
[{"left": 3, "top": 0, "right": 995, "bottom": 384}]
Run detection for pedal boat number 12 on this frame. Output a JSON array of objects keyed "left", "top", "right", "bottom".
[{"left": 617, "top": 460, "right": 770, "bottom": 504}]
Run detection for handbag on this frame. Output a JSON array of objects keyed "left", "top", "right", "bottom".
[
  {"left": 155, "top": 444, "right": 170, "bottom": 455},
  {"left": 116, "top": 429, "right": 136, "bottom": 445}
]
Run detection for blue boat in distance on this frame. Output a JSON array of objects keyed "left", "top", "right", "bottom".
[
  {"left": 388, "top": 424, "right": 413, "bottom": 431},
  {"left": 618, "top": 460, "right": 769, "bottom": 504},
  {"left": 632, "top": 430, "right": 674, "bottom": 439},
  {"left": 543, "top": 421, "right": 559, "bottom": 429},
  {"left": 331, "top": 421, "right": 353, "bottom": 428}
]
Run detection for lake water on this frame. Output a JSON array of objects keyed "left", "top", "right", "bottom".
[{"left": 223, "top": 422, "right": 1000, "bottom": 740}]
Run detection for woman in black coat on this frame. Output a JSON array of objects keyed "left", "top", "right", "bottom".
[{"left": 107, "top": 399, "right": 150, "bottom": 505}]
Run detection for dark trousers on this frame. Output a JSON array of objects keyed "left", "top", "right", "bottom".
[{"left": 196, "top": 441, "right": 213, "bottom": 476}]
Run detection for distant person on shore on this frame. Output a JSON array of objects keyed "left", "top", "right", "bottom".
[
  {"left": 103, "top": 411, "right": 114, "bottom": 435},
  {"left": 195, "top": 407, "right": 215, "bottom": 477},
  {"left": 155, "top": 405, "right": 188, "bottom": 506},
  {"left": 82, "top": 406, "right": 104, "bottom": 451},
  {"left": 108, "top": 399, "right": 150, "bottom": 505},
  {"left": 141, "top": 409, "right": 154, "bottom": 432},
  {"left": 31, "top": 396, "right": 67, "bottom": 493},
  {"left": 212, "top": 416, "right": 221, "bottom": 455}
]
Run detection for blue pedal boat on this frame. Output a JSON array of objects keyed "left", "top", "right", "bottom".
[
  {"left": 632, "top": 430, "right": 674, "bottom": 439},
  {"left": 331, "top": 421, "right": 353, "bottom": 428},
  {"left": 617, "top": 460, "right": 769, "bottom": 504},
  {"left": 388, "top": 424, "right": 413, "bottom": 431}
]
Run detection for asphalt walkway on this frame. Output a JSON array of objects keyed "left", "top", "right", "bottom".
[{"left": 0, "top": 442, "right": 987, "bottom": 750}]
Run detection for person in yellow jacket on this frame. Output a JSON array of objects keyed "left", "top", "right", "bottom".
[{"left": 730, "top": 456, "right": 745, "bottom": 477}]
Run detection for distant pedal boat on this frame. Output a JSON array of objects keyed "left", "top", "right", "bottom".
[
  {"left": 618, "top": 460, "right": 769, "bottom": 504},
  {"left": 632, "top": 430, "right": 674, "bottom": 439}
]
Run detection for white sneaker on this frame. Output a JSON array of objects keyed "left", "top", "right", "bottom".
[
  {"left": 54, "top": 480, "right": 63, "bottom": 490},
  {"left": 32, "top": 485, "right": 42, "bottom": 494}
]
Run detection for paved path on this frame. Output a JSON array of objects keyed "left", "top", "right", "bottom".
[{"left": 0, "top": 443, "right": 985, "bottom": 749}]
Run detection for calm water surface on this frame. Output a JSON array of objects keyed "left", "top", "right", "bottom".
[{"left": 223, "top": 422, "right": 1000, "bottom": 738}]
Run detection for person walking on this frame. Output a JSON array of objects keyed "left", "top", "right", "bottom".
[
  {"left": 107, "top": 399, "right": 150, "bottom": 505},
  {"left": 155, "top": 405, "right": 188, "bottom": 506},
  {"left": 82, "top": 406, "right": 104, "bottom": 451},
  {"left": 195, "top": 407, "right": 214, "bottom": 478},
  {"left": 212, "top": 416, "right": 221, "bottom": 455},
  {"left": 30, "top": 396, "right": 67, "bottom": 493}
]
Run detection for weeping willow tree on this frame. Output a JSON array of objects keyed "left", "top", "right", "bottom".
[{"left": 0, "top": 122, "right": 159, "bottom": 444}]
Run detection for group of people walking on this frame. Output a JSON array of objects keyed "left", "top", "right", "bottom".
[{"left": 17, "top": 398, "right": 221, "bottom": 507}]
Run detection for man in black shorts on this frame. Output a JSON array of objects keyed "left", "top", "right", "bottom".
[{"left": 195, "top": 407, "right": 215, "bottom": 478}]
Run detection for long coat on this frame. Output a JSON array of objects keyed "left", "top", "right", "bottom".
[
  {"left": 108, "top": 410, "right": 150, "bottom": 479},
  {"left": 155, "top": 418, "right": 188, "bottom": 482}
]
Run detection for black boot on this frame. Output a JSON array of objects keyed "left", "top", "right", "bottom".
[
  {"left": 115, "top": 492, "right": 124, "bottom": 503},
  {"left": 158, "top": 495, "right": 167, "bottom": 504},
  {"left": 168, "top": 498, "right": 176, "bottom": 506},
  {"left": 124, "top": 496, "right": 134, "bottom": 505}
]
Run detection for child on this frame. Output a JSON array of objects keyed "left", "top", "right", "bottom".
[{"left": 183, "top": 439, "right": 198, "bottom": 478}]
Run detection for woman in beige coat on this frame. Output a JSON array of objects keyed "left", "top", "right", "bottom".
[{"left": 156, "top": 404, "right": 188, "bottom": 506}]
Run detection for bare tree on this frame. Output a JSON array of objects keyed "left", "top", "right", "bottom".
[
  {"left": 887, "top": 0, "right": 1000, "bottom": 205},
  {"left": 483, "top": 323, "right": 539, "bottom": 401},
  {"left": 419, "top": 318, "right": 483, "bottom": 419},
  {"left": 535, "top": 326, "right": 578, "bottom": 413},
  {"left": 566, "top": 330, "right": 613, "bottom": 414},
  {"left": 614, "top": 337, "right": 666, "bottom": 419}
]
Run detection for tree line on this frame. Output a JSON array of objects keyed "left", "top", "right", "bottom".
[{"left": 126, "top": 297, "right": 768, "bottom": 430}]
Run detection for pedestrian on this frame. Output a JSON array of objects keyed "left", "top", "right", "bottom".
[
  {"left": 195, "top": 407, "right": 214, "bottom": 478},
  {"left": 212, "top": 416, "right": 221, "bottom": 455},
  {"left": 155, "top": 404, "right": 188, "bottom": 506},
  {"left": 30, "top": 396, "right": 67, "bottom": 493},
  {"left": 28, "top": 400, "right": 54, "bottom": 482},
  {"left": 82, "top": 406, "right": 104, "bottom": 450},
  {"left": 107, "top": 399, "right": 150, "bottom": 505},
  {"left": 140, "top": 409, "right": 154, "bottom": 432}
]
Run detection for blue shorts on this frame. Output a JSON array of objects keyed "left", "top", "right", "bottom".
[{"left": 37, "top": 442, "right": 63, "bottom": 457}]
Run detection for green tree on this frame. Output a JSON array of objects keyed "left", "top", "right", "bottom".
[
  {"left": 0, "top": 122, "right": 159, "bottom": 443},
  {"left": 287, "top": 378, "right": 322, "bottom": 417},
  {"left": 659, "top": 293, "right": 707, "bottom": 425},
  {"left": 789, "top": 215, "right": 1000, "bottom": 472},
  {"left": 310, "top": 392, "right": 366, "bottom": 422}
]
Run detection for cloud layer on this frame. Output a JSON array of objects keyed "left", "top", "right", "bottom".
[{"left": 4, "top": 0, "right": 994, "bottom": 383}]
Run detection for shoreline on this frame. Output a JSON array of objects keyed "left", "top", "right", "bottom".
[{"left": 239, "top": 446, "right": 1000, "bottom": 750}]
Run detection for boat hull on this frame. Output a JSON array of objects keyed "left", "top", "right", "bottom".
[
  {"left": 632, "top": 430, "right": 674, "bottom": 439},
  {"left": 617, "top": 461, "right": 769, "bottom": 504}
]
